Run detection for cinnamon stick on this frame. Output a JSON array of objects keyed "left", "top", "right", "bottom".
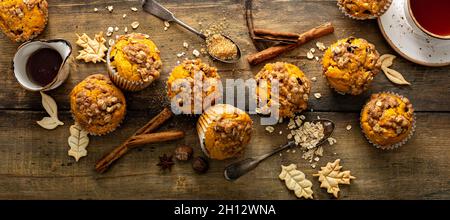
[
  {"left": 95, "top": 108, "right": 175, "bottom": 173},
  {"left": 253, "top": 28, "right": 300, "bottom": 39},
  {"left": 134, "top": 107, "right": 174, "bottom": 135},
  {"left": 127, "top": 131, "right": 185, "bottom": 148},
  {"left": 247, "top": 22, "right": 334, "bottom": 65}
]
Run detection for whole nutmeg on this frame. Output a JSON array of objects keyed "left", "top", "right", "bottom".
[
  {"left": 174, "top": 145, "right": 193, "bottom": 161},
  {"left": 192, "top": 156, "right": 209, "bottom": 174}
]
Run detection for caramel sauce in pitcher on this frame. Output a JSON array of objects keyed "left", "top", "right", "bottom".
[{"left": 26, "top": 48, "right": 63, "bottom": 87}]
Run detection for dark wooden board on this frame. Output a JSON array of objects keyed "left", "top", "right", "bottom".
[{"left": 0, "top": 0, "right": 449, "bottom": 199}]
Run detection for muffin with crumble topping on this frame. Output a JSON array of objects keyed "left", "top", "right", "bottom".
[
  {"left": 107, "top": 33, "right": 162, "bottom": 91},
  {"left": 254, "top": 62, "right": 311, "bottom": 118},
  {"left": 167, "top": 59, "right": 222, "bottom": 115},
  {"left": 0, "top": 0, "right": 48, "bottom": 42},
  {"left": 360, "top": 92, "right": 415, "bottom": 150},
  {"left": 197, "top": 104, "right": 253, "bottom": 160},
  {"left": 70, "top": 74, "right": 126, "bottom": 136},
  {"left": 322, "top": 37, "right": 381, "bottom": 95},
  {"left": 337, "top": 0, "right": 392, "bottom": 20}
]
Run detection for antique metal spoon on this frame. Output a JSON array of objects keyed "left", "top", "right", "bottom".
[
  {"left": 224, "top": 119, "right": 335, "bottom": 181},
  {"left": 141, "top": 0, "right": 241, "bottom": 63}
]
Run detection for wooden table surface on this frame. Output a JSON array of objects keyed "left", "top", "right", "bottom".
[{"left": 0, "top": 0, "right": 449, "bottom": 200}]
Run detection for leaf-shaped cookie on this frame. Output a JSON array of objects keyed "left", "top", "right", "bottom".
[
  {"left": 68, "top": 123, "right": 89, "bottom": 162},
  {"left": 75, "top": 32, "right": 108, "bottom": 63},
  {"left": 378, "top": 54, "right": 411, "bottom": 86},
  {"left": 382, "top": 66, "right": 411, "bottom": 85},
  {"left": 313, "top": 159, "right": 355, "bottom": 198},
  {"left": 279, "top": 164, "right": 314, "bottom": 199},
  {"left": 378, "top": 54, "right": 396, "bottom": 68},
  {"left": 37, "top": 117, "right": 64, "bottom": 130},
  {"left": 37, "top": 92, "right": 64, "bottom": 130}
]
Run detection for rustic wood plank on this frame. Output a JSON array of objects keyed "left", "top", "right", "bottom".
[
  {"left": 0, "top": 110, "right": 448, "bottom": 199},
  {"left": 0, "top": 0, "right": 449, "bottom": 200},
  {"left": 0, "top": 0, "right": 449, "bottom": 112}
]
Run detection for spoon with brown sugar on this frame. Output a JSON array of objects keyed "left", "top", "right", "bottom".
[{"left": 142, "top": 0, "right": 241, "bottom": 63}]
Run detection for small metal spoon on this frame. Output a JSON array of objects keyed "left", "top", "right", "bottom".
[
  {"left": 142, "top": 0, "right": 241, "bottom": 63},
  {"left": 224, "top": 119, "right": 335, "bottom": 181}
]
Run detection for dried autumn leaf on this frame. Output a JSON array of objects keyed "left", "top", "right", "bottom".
[
  {"left": 279, "top": 164, "right": 314, "bottom": 199},
  {"left": 37, "top": 92, "right": 64, "bottom": 130},
  {"left": 382, "top": 66, "right": 411, "bottom": 85},
  {"left": 75, "top": 32, "right": 108, "bottom": 63},
  {"left": 313, "top": 159, "right": 355, "bottom": 198},
  {"left": 68, "top": 123, "right": 89, "bottom": 162},
  {"left": 378, "top": 54, "right": 396, "bottom": 68},
  {"left": 37, "top": 117, "right": 63, "bottom": 130},
  {"left": 378, "top": 54, "right": 411, "bottom": 86}
]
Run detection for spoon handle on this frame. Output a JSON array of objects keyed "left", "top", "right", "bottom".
[
  {"left": 172, "top": 17, "right": 206, "bottom": 39},
  {"left": 142, "top": 0, "right": 206, "bottom": 39},
  {"left": 224, "top": 141, "right": 295, "bottom": 181}
]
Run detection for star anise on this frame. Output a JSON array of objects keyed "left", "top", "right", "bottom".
[{"left": 157, "top": 154, "right": 174, "bottom": 171}]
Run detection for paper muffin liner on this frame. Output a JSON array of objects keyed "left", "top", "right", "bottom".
[
  {"left": 360, "top": 92, "right": 416, "bottom": 150},
  {"left": 197, "top": 104, "right": 248, "bottom": 159},
  {"left": 106, "top": 40, "right": 156, "bottom": 92},
  {"left": 337, "top": 0, "right": 392, "bottom": 20}
]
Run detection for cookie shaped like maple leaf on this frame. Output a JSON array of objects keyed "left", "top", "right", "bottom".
[
  {"left": 313, "top": 159, "right": 355, "bottom": 198},
  {"left": 75, "top": 32, "right": 108, "bottom": 63},
  {"left": 279, "top": 164, "right": 314, "bottom": 199}
]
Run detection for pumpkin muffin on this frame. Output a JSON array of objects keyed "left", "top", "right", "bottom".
[
  {"left": 107, "top": 33, "right": 162, "bottom": 91},
  {"left": 254, "top": 62, "right": 311, "bottom": 118},
  {"left": 70, "top": 74, "right": 126, "bottom": 135},
  {"left": 322, "top": 37, "right": 380, "bottom": 95},
  {"left": 167, "top": 59, "right": 222, "bottom": 115},
  {"left": 0, "top": 0, "right": 48, "bottom": 42},
  {"left": 337, "top": 0, "right": 392, "bottom": 20},
  {"left": 197, "top": 104, "right": 253, "bottom": 160},
  {"left": 360, "top": 92, "right": 415, "bottom": 150}
]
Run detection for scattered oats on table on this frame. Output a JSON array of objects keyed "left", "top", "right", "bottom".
[
  {"left": 265, "top": 126, "right": 275, "bottom": 133},
  {"left": 310, "top": 48, "right": 316, "bottom": 53},
  {"left": 94, "top": 8, "right": 98, "bottom": 12},
  {"left": 183, "top": 42, "right": 189, "bottom": 49},
  {"left": 279, "top": 131, "right": 283, "bottom": 135},
  {"left": 123, "top": 14, "right": 127, "bottom": 19},
  {"left": 311, "top": 77, "right": 317, "bottom": 82},
  {"left": 164, "top": 21, "right": 170, "bottom": 28},
  {"left": 176, "top": 52, "right": 185, "bottom": 58},
  {"left": 131, "top": 21, "right": 139, "bottom": 29},
  {"left": 114, "top": 27, "right": 119, "bottom": 32},
  {"left": 315, "top": 56, "right": 319, "bottom": 61},
  {"left": 108, "top": 39, "right": 114, "bottom": 47},
  {"left": 106, "top": 27, "right": 114, "bottom": 37},
  {"left": 131, "top": 7, "right": 138, "bottom": 12},
  {"left": 307, "top": 51, "right": 314, "bottom": 60},
  {"left": 192, "top": 49, "right": 200, "bottom": 57},
  {"left": 124, "top": 27, "right": 128, "bottom": 33},
  {"left": 346, "top": 125, "right": 352, "bottom": 130},
  {"left": 316, "top": 42, "right": 327, "bottom": 51},
  {"left": 106, "top": 5, "right": 113, "bottom": 12},
  {"left": 314, "top": 93, "right": 322, "bottom": 99},
  {"left": 327, "top": 137, "right": 337, "bottom": 145}
]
